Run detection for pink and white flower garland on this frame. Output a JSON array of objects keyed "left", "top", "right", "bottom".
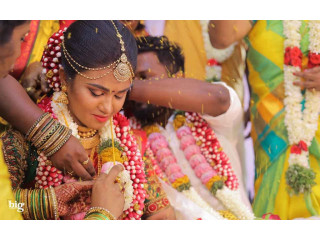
[
  {"left": 185, "top": 112, "right": 239, "bottom": 190},
  {"left": 148, "top": 131, "right": 190, "bottom": 188},
  {"left": 174, "top": 120, "right": 254, "bottom": 220},
  {"left": 283, "top": 20, "right": 320, "bottom": 193},
  {"left": 147, "top": 130, "right": 224, "bottom": 219}
]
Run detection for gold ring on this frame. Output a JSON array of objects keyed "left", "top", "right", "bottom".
[
  {"left": 114, "top": 176, "right": 120, "bottom": 184},
  {"left": 82, "top": 158, "right": 90, "bottom": 166},
  {"left": 26, "top": 87, "right": 36, "bottom": 92}
]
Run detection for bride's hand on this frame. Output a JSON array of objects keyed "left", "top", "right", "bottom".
[
  {"left": 55, "top": 181, "right": 93, "bottom": 217},
  {"left": 91, "top": 165, "right": 125, "bottom": 219}
]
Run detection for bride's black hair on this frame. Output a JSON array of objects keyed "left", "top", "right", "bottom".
[{"left": 61, "top": 20, "right": 137, "bottom": 81}]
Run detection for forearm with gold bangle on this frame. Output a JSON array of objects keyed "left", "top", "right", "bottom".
[
  {"left": 13, "top": 188, "right": 57, "bottom": 220},
  {"left": 84, "top": 207, "right": 116, "bottom": 220},
  {"left": 25, "top": 112, "right": 72, "bottom": 158}
]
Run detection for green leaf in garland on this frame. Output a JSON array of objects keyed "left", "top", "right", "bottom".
[
  {"left": 210, "top": 180, "right": 224, "bottom": 195},
  {"left": 285, "top": 164, "right": 316, "bottom": 195},
  {"left": 176, "top": 181, "right": 191, "bottom": 192},
  {"left": 174, "top": 110, "right": 185, "bottom": 118},
  {"left": 98, "top": 139, "right": 122, "bottom": 154}
]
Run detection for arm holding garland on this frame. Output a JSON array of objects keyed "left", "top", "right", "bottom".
[{"left": 130, "top": 77, "right": 230, "bottom": 117}]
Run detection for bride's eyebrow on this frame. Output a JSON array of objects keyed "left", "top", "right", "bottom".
[
  {"left": 86, "top": 83, "right": 132, "bottom": 93},
  {"left": 87, "top": 83, "right": 110, "bottom": 92}
]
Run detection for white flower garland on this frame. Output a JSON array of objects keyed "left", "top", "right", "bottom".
[
  {"left": 102, "top": 162, "right": 133, "bottom": 211},
  {"left": 182, "top": 187, "right": 224, "bottom": 219},
  {"left": 283, "top": 20, "right": 320, "bottom": 170},
  {"left": 215, "top": 188, "right": 255, "bottom": 220},
  {"left": 200, "top": 20, "right": 236, "bottom": 81},
  {"left": 51, "top": 92, "right": 80, "bottom": 139}
]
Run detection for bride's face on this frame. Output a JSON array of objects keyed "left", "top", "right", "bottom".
[{"left": 61, "top": 69, "right": 131, "bottom": 130}]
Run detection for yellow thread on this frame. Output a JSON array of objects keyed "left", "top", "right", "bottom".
[
  {"left": 59, "top": 110, "right": 69, "bottom": 128},
  {"left": 110, "top": 118, "right": 116, "bottom": 164}
]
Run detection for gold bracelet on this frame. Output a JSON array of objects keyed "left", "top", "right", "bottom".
[
  {"left": 85, "top": 207, "right": 116, "bottom": 220},
  {"left": 44, "top": 189, "right": 51, "bottom": 220},
  {"left": 37, "top": 124, "right": 64, "bottom": 152},
  {"left": 26, "top": 113, "right": 50, "bottom": 141},
  {"left": 43, "top": 126, "right": 69, "bottom": 155},
  {"left": 45, "top": 189, "right": 53, "bottom": 220},
  {"left": 39, "top": 189, "right": 45, "bottom": 220},
  {"left": 45, "top": 129, "right": 72, "bottom": 157},
  {"left": 33, "top": 119, "right": 58, "bottom": 148},
  {"left": 31, "top": 118, "right": 55, "bottom": 144},
  {"left": 85, "top": 212, "right": 110, "bottom": 220},
  {"left": 49, "top": 187, "right": 59, "bottom": 220},
  {"left": 23, "top": 189, "right": 31, "bottom": 220}
]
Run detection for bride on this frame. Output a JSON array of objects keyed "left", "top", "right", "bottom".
[{"left": 1, "top": 20, "right": 175, "bottom": 220}]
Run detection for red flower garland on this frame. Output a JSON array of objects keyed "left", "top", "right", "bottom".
[
  {"left": 41, "top": 28, "right": 66, "bottom": 92},
  {"left": 284, "top": 46, "right": 303, "bottom": 67},
  {"left": 114, "top": 113, "right": 147, "bottom": 220}
]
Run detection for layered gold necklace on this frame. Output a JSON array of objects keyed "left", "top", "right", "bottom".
[{"left": 78, "top": 125, "right": 100, "bottom": 150}]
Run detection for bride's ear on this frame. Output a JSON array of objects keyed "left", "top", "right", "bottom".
[{"left": 59, "top": 68, "right": 68, "bottom": 86}]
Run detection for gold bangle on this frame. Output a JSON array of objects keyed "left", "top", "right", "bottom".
[
  {"left": 85, "top": 212, "right": 110, "bottom": 220},
  {"left": 43, "top": 126, "right": 69, "bottom": 155},
  {"left": 45, "top": 189, "right": 54, "bottom": 219},
  {"left": 31, "top": 118, "right": 55, "bottom": 144},
  {"left": 23, "top": 189, "right": 31, "bottom": 220},
  {"left": 44, "top": 189, "right": 51, "bottom": 219},
  {"left": 26, "top": 113, "right": 50, "bottom": 141},
  {"left": 39, "top": 189, "right": 45, "bottom": 220},
  {"left": 49, "top": 187, "right": 59, "bottom": 220},
  {"left": 33, "top": 119, "right": 58, "bottom": 148},
  {"left": 85, "top": 207, "right": 116, "bottom": 220},
  {"left": 45, "top": 129, "right": 72, "bottom": 157},
  {"left": 38, "top": 124, "right": 64, "bottom": 152}
]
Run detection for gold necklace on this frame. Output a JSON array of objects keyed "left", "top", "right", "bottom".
[
  {"left": 79, "top": 133, "right": 100, "bottom": 150},
  {"left": 78, "top": 125, "right": 98, "bottom": 138}
]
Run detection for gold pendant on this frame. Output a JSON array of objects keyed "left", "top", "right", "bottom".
[{"left": 114, "top": 54, "right": 132, "bottom": 82}]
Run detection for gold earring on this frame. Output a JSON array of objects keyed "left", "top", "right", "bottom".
[{"left": 56, "top": 85, "right": 69, "bottom": 104}]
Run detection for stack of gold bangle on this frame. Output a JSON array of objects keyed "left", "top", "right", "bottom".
[
  {"left": 84, "top": 207, "right": 116, "bottom": 220},
  {"left": 25, "top": 113, "right": 72, "bottom": 157},
  {"left": 13, "top": 188, "right": 58, "bottom": 220}
]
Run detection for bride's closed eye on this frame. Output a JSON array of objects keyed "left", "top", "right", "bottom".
[
  {"left": 89, "top": 88, "right": 104, "bottom": 97},
  {"left": 114, "top": 92, "right": 127, "bottom": 100}
]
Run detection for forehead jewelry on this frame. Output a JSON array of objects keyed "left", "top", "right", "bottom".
[
  {"left": 61, "top": 21, "right": 134, "bottom": 82},
  {"left": 111, "top": 20, "right": 134, "bottom": 83}
]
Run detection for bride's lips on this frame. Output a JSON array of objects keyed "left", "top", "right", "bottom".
[{"left": 92, "top": 114, "right": 109, "bottom": 123}]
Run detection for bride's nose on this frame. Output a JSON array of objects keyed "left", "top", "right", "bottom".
[{"left": 98, "top": 96, "right": 113, "bottom": 115}]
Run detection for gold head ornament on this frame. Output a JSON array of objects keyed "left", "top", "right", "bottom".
[{"left": 61, "top": 20, "right": 134, "bottom": 83}]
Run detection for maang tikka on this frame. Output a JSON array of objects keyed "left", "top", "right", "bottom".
[{"left": 61, "top": 20, "right": 134, "bottom": 83}]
